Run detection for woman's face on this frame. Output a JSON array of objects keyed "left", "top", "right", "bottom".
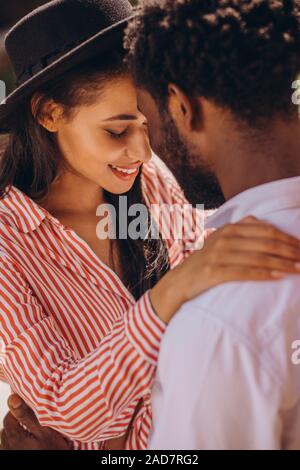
[{"left": 49, "top": 75, "right": 152, "bottom": 194}]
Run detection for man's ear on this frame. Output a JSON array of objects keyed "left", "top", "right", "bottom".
[
  {"left": 167, "top": 84, "right": 202, "bottom": 132},
  {"left": 31, "top": 93, "right": 63, "bottom": 132}
]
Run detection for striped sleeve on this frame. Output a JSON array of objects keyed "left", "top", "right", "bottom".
[{"left": 0, "top": 255, "right": 166, "bottom": 443}]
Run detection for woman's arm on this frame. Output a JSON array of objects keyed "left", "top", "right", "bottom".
[
  {"left": 150, "top": 215, "right": 300, "bottom": 323},
  {"left": 0, "top": 254, "right": 166, "bottom": 443}
]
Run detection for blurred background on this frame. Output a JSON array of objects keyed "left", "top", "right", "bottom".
[{"left": 0, "top": 0, "right": 138, "bottom": 426}]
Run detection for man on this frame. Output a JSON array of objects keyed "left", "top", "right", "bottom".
[{"left": 2, "top": 0, "right": 300, "bottom": 449}]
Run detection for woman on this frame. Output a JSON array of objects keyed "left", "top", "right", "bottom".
[{"left": 0, "top": 0, "right": 300, "bottom": 451}]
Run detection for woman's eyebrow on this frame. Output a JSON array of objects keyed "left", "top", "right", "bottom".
[{"left": 102, "top": 114, "right": 138, "bottom": 122}]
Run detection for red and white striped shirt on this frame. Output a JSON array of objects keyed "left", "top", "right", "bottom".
[{"left": 0, "top": 155, "right": 203, "bottom": 450}]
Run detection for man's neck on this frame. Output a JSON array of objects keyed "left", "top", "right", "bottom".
[{"left": 217, "top": 117, "right": 300, "bottom": 201}]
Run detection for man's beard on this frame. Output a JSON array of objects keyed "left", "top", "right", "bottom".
[{"left": 156, "top": 112, "right": 225, "bottom": 209}]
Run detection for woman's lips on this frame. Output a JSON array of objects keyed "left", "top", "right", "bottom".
[{"left": 108, "top": 164, "right": 140, "bottom": 181}]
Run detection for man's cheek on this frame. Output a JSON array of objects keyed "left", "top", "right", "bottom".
[{"left": 148, "top": 128, "right": 163, "bottom": 156}]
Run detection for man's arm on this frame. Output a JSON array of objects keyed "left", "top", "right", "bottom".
[{"left": 148, "top": 308, "right": 282, "bottom": 450}]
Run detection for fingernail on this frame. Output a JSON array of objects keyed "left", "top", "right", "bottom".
[
  {"left": 295, "top": 263, "right": 300, "bottom": 270},
  {"left": 8, "top": 395, "right": 22, "bottom": 409},
  {"left": 271, "top": 271, "right": 286, "bottom": 278}
]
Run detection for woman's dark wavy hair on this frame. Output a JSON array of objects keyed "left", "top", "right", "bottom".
[
  {"left": 0, "top": 51, "right": 170, "bottom": 300},
  {"left": 125, "top": 0, "right": 300, "bottom": 126}
]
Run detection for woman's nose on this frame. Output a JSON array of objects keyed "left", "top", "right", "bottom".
[{"left": 127, "top": 128, "right": 152, "bottom": 163}]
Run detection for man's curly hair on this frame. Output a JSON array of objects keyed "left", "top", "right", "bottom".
[{"left": 125, "top": 0, "right": 300, "bottom": 125}]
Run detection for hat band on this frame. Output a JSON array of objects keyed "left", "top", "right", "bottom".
[{"left": 16, "top": 35, "right": 89, "bottom": 86}]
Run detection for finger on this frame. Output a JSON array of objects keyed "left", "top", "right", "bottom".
[
  {"left": 222, "top": 221, "right": 300, "bottom": 247},
  {"left": 1, "top": 422, "right": 38, "bottom": 450},
  {"left": 8, "top": 396, "right": 71, "bottom": 450},
  {"left": 38, "top": 426, "right": 72, "bottom": 450},
  {"left": 0, "top": 429, "right": 10, "bottom": 450},
  {"left": 217, "top": 251, "right": 300, "bottom": 273},
  {"left": 8, "top": 395, "right": 41, "bottom": 436},
  {"left": 216, "top": 236, "right": 300, "bottom": 262},
  {"left": 239, "top": 216, "right": 259, "bottom": 223},
  {"left": 215, "top": 265, "right": 287, "bottom": 283},
  {"left": 2, "top": 413, "right": 34, "bottom": 450},
  {"left": 3, "top": 412, "right": 25, "bottom": 441},
  {"left": 204, "top": 228, "right": 216, "bottom": 239},
  {"left": 241, "top": 216, "right": 275, "bottom": 226}
]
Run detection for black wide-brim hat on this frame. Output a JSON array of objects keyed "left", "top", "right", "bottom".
[{"left": 0, "top": 0, "right": 134, "bottom": 133}]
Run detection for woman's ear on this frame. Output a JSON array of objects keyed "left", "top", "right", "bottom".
[
  {"left": 31, "top": 93, "right": 63, "bottom": 132},
  {"left": 167, "top": 84, "right": 202, "bottom": 133}
]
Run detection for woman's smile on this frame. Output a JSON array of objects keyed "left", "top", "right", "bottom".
[{"left": 108, "top": 163, "right": 142, "bottom": 181}]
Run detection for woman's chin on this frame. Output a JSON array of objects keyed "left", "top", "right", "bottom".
[
  {"left": 103, "top": 175, "right": 138, "bottom": 195},
  {"left": 107, "top": 185, "right": 135, "bottom": 196},
  {"left": 101, "top": 180, "right": 135, "bottom": 195}
]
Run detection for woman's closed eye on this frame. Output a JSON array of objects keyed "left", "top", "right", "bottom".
[{"left": 105, "top": 129, "right": 128, "bottom": 139}]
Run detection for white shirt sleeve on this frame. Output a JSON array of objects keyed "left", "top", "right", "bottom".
[{"left": 148, "top": 307, "right": 284, "bottom": 450}]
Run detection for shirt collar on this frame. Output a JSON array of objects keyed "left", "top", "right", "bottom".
[
  {"left": 206, "top": 176, "right": 300, "bottom": 229},
  {"left": 1, "top": 186, "right": 55, "bottom": 233}
]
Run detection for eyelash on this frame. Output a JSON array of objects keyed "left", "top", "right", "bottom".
[
  {"left": 105, "top": 122, "right": 148, "bottom": 139},
  {"left": 106, "top": 129, "right": 128, "bottom": 139}
]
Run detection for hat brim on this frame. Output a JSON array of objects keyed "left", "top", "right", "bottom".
[{"left": 0, "top": 15, "right": 133, "bottom": 133}]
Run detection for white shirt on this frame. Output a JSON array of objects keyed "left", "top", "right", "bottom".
[{"left": 149, "top": 176, "right": 300, "bottom": 450}]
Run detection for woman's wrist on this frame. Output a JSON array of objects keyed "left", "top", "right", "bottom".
[{"left": 149, "top": 265, "right": 188, "bottom": 324}]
